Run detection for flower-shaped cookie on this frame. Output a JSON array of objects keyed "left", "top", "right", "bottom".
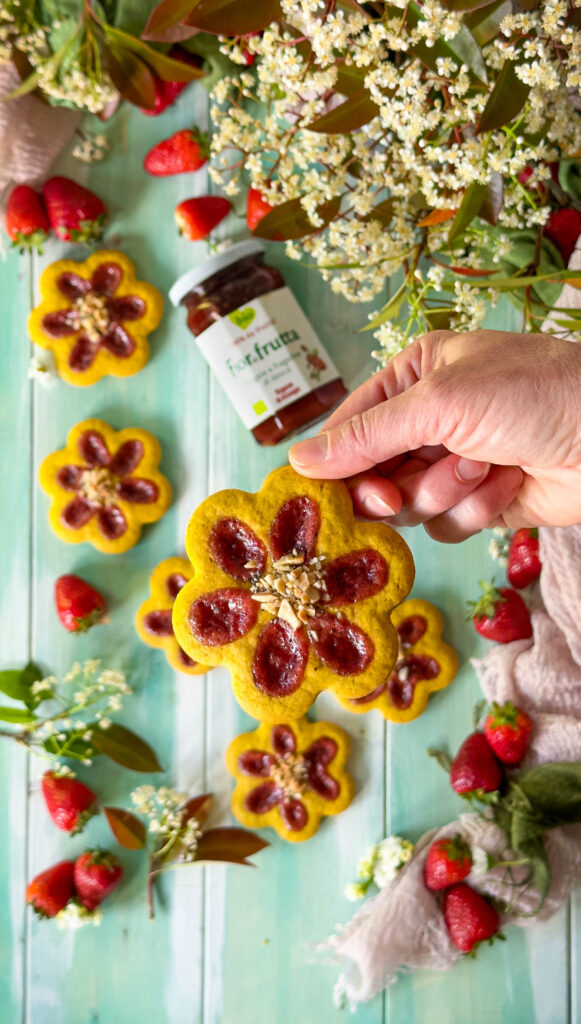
[
  {"left": 226, "top": 719, "right": 353, "bottom": 842},
  {"left": 339, "top": 598, "right": 458, "bottom": 723},
  {"left": 173, "top": 465, "right": 414, "bottom": 722},
  {"left": 28, "top": 250, "right": 163, "bottom": 387},
  {"left": 136, "top": 557, "right": 207, "bottom": 675},
  {"left": 39, "top": 418, "right": 172, "bottom": 554}
]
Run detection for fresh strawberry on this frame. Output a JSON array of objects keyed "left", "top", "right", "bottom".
[
  {"left": 450, "top": 732, "right": 502, "bottom": 797},
  {"left": 467, "top": 580, "right": 532, "bottom": 643},
  {"left": 175, "top": 196, "right": 231, "bottom": 240},
  {"left": 74, "top": 850, "right": 123, "bottom": 911},
  {"left": 141, "top": 46, "right": 202, "bottom": 117},
  {"left": 246, "top": 187, "right": 274, "bottom": 231},
  {"left": 42, "top": 176, "right": 107, "bottom": 245},
  {"left": 424, "top": 835, "right": 473, "bottom": 891},
  {"left": 507, "top": 528, "right": 542, "bottom": 589},
  {"left": 144, "top": 127, "right": 210, "bottom": 176},
  {"left": 544, "top": 207, "right": 581, "bottom": 265},
  {"left": 55, "top": 574, "right": 106, "bottom": 633},
  {"left": 484, "top": 701, "right": 532, "bottom": 765},
  {"left": 26, "top": 860, "right": 75, "bottom": 919},
  {"left": 5, "top": 185, "right": 50, "bottom": 253},
  {"left": 443, "top": 883, "right": 501, "bottom": 953},
  {"left": 41, "top": 770, "right": 97, "bottom": 834}
]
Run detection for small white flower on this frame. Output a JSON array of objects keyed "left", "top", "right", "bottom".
[
  {"left": 356, "top": 846, "right": 378, "bottom": 880},
  {"left": 344, "top": 881, "right": 367, "bottom": 901},
  {"left": 98, "top": 716, "right": 112, "bottom": 730},
  {"left": 373, "top": 835, "right": 414, "bottom": 888},
  {"left": 470, "top": 845, "right": 494, "bottom": 877},
  {"left": 56, "top": 902, "right": 102, "bottom": 930},
  {"left": 28, "top": 351, "right": 57, "bottom": 387}
]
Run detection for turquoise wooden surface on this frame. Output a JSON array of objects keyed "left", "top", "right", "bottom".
[{"left": 0, "top": 87, "right": 578, "bottom": 1024}]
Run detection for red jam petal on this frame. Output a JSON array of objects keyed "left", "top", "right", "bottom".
[
  {"left": 61, "top": 497, "right": 94, "bottom": 529},
  {"left": 310, "top": 613, "right": 374, "bottom": 676},
  {"left": 117, "top": 477, "right": 159, "bottom": 504},
  {"left": 189, "top": 588, "right": 258, "bottom": 647},
  {"left": 166, "top": 573, "right": 189, "bottom": 600},
  {"left": 279, "top": 798, "right": 308, "bottom": 832},
  {"left": 109, "top": 440, "right": 144, "bottom": 478},
  {"left": 270, "top": 725, "right": 297, "bottom": 756},
  {"left": 397, "top": 615, "right": 427, "bottom": 648},
  {"left": 143, "top": 609, "right": 174, "bottom": 637},
  {"left": 304, "top": 736, "right": 338, "bottom": 767},
  {"left": 269, "top": 496, "right": 320, "bottom": 561},
  {"left": 68, "top": 334, "right": 99, "bottom": 372},
  {"left": 323, "top": 549, "right": 388, "bottom": 607},
  {"left": 387, "top": 655, "right": 440, "bottom": 710},
  {"left": 244, "top": 781, "right": 281, "bottom": 815},
  {"left": 349, "top": 682, "right": 387, "bottom": 706},
  {"left": 57, "top": 465, "right": 83, "bottom": 491},
  {"left": 97, "top": 505, "right": 127, "bottom": 539},
  {"left": 177, "top": 646, "right": 196, "bottom": 668},
  {"left": 41, "top": 309, "right": 78, "bottom": 337},
  {"left": 101, "top": 325, "right": 136, "bottom": 360},
  {"left": 107, "top": 295, "right": 146, "bottom": 322},
  {"left": 307, "top": 765, "right": 340, "bottom": 801},
  {"left": 77, "top": 430, "right": 111, "bottom": 467},
  {"left": 56, "top": 272, "right": 90, "bottom": 301},
  {"left": 251, "top": 620, "right": 309, "bottom": 698},
  {"left": 238, "top": 750, "right": 276, "bottom": 777},
  {"left": 208, "top": 517, "right": 267, "bottom": 581},
  {"left": 91, "top": 262, "right": 122, "bottom": 296}
]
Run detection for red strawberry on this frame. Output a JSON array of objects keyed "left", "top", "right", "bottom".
[
  {"left": 484, "top": 701, "right": 532, "bottom": 765},
  {"left": 450, "top": 732, "right": 502, "bottom": 797},
  {"left": 507, "top": 528, "right": 542, "bottom": 589},
  {"left": 141, "top": 46, "right": 202, "bottom": 117},
  {"left": 144, "top": 127, "right": 210, "bottom": 176},
  {"left": 467, "top": 580, "right": 532, "bottom": 643},
  {"left": 26, "top": 860, "right": 75, "bottom": 919},
  {"left": 55, "top": 574, "right": 106, "bottom": 633},
  {"left": 42, "top": 176, "right": 107, "bottom": 245},
  {"left": 74, "top": 850, "right": 123, "bottom": 911},
  {"left": 424, "top": 835, "right": 473, "bottom": 891},
  {"left": 5, "top": 185, "right": 50, "bottom": 253},
  {"left": 246, "top": 187, "right": 274, "bottom": 231},
  {"left": 41, "top": 770, "right": 97, "bottom": 834},
  {"left": 175, "top": 196, "right": 231, "bottom": 240},
  {"left": 544, "top": 207, "right": 581, "bottom": 265},
  {"left": 443, "top": 883, "right": 501, "bottom": 953}
]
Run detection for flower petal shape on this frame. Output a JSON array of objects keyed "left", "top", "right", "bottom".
[
  {"left": 109, "top": 440, "right": 144, "bottom": 478},
  {"left": 107, "top": 295, "right": 146, "bottom": 321},
  {"left": 101, "top": 325, "right": 136, "bottom": 360},
  {"left": 310, "top": 613, "right": 374, "bottom": 676},
  {"left": 42, "top": 309, "right": 78, "bottom": 337},
  {"left": 244, "top": 780, "right": 281, "bottom": 814},
  {"left": 279, "top": 798, "right": 308, "bottom": 832},
  {"left": 56, "top": 272, "right": 90, "bottom": 301},
  {"left": 238, "top": 750, "right": 276, "bottom": 777},
  {"left": 252, "top": 620, "right": 309, "bottom": 697},
  {"left": 91, "top": 261, "right": 123, "bottom": 295},
  {"left": 143, "top": 609, "right": 174, "bottom": 636},
  {"left": 209, "top": 517, "right": 267, "bottom": 581},
  {"left": 269, "top": 495, "right": 320, "bottom": 561},
  {"left": 68, "top": 335, "right": 100, "bottom": 372},
  {"left": 77, "top": 429, "right": 111, "bottom": 467},
  {"left": 117, "top": 478, "right": 159, "bottom": 504},
  {"left": 62, "top": 497, "right": 94, "bottom": 529},
  {"left": 135, "top": 556, "right": 206, "bottom": 676},
  {"left": 323, "top": 549, "right": 388, "bottom": 607},
  {"left": 97, "top": 505, "right": 127, "bottom": 539},
  {"left": 189, "top": 588, "right": 258, "bottom": 647},
  {"left": 271, "top": 724, "right": 297, "bottom": 756}
]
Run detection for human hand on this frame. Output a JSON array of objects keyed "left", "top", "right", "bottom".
[{"left": 289, "top": 330, "right": 581, "bottom": 542}]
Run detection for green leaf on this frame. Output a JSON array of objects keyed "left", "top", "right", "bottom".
[
  {"left": 306, "top": 88, "right": 379, "bottom": 133},
  {"left": 359, "top": 281, "right": 407, "bottom": 332},
  {"left": 42, "top": 732, "right": 97, "bottom": 761},
  {"left": 0, "top": 670, "right": 29, "bottom": 703},
  {"left": 465, "top": 1, "right": 512, "bottom": 46},
  {"left": 517, "top": 763, "right": 581, "bottom": 826},
  {"left": 105, "top": 25, "right": 205, "bottom": 81},
  {"left": 104, "top": 43, "right": 158, "bottom": 108},
  {"left": 184, "top": 0, "right": 282, "bottom": 35},
  {"left": 558, "top": 159, "right": 581, "bottom": 204},
  {"left": 104, "top": 806, "right": 147, "bottom": 849},
  {"left": 424, "top": 308, "right": 454, "bottom": 331},
  {"left": 426, "top": 747, "right": 453, "bottom": 773},
  {"left": 20, "top": 661, "right": 43, "bottom": 688},
  {"left": 252, "top": 195, "right": 340, "bottom": 241},
  {"left": 390, "top": 1, "right": 487, "bottom": 86},
  {"left": 2, "top": 68, "right": 43, "bottom": 101},
  {"left": 448, "top": 182, "right": 488, "bottom": 244},
  {"left": 195, "top": 827, "right": 269, "bottom": 865},
  {"left": 477, "top": 61, "right": 530, "bottom": 135},
  {"left": 91, "top": 723, "right": 163, "bottom": 772},
  {"left": 0, "top": 707, "right": 36, "bottom": 724},
  {"left": 141, "top": 0, "right": 200, "bottom": 42}
]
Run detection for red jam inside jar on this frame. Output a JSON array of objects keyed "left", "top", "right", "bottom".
[{"left": 169, "top": 241, "right": 347, "bottom": 446}]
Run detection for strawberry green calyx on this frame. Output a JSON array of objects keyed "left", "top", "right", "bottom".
[
  {"left": 73, "top": 606, "right": 107, "bottom": 633},
  {"left": 486, "top": 701, "right": 522, "bottom": 729},
  {"left": 466, "top": 579, "right": 506, "bottom": 622},
  {"left": 11, "top": 228, "right": 49, "bottom": 255},
  {"left": 191, "top": 127, "right": 211, "bottom": 159},
  {"left": 440, "top": 834, "right": 472, "bottom": 863},
  {"left": 69, "top": 213, "right": 107, "bottom": 247},
  {"left": 70, "top": 804, "right": 98, "bottom": 837},
  {"left": 465, "top": 930, "right": 506, "bottom": 959}
]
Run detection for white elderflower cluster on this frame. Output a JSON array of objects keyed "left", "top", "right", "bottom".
[
  {"left": 345, "top": 834, "right": 414, "bottom": 900},
  {"left": 131, "top": 786, "right": 202, "bottom": 861}
]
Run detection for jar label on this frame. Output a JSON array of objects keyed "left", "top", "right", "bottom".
[{"left": 194, "top": 286, "right": 341, "bottom": 429}]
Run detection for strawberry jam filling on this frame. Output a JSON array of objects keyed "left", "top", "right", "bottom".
[
  {"left": 209, "top": 517, "right": 267, "bottom": 580},
  {"left": 189, "top": 588, "right": 258, "bottom": 646},
  {"left": 323, "top": 549, "right": 388, "bottom": 606},
  {"left": 397, "top": 615, "right": 427, "bottom": 647},
  {"left": 166, "top": 572, "right": 189, "bottom": 599},
  {"left": 270, "top": 496, "right": 320, "bottom": 560},
  {"left": 252, "top": 619, "right": 309, "bottom": 696},
  {"left": 143, "top": 610, "right": 174, "bottom": 636},
  {"left": 245, "top": 781, "right": 281, "bottom": 814},
  {"left": 239, "top": 750, "right": 276, "bottom": 776},
  {"left": 387, "top": 654, "right": 440, "bottom": 709},
  {"left": 177, "top": 646, "right": 196, "bottom": 668},
  {"left": 309, "top": 613, "right": 373, "bottom": 675}
]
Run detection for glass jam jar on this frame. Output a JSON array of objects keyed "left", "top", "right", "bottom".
[{"left": 169, "top": 241, "right": 347, "bottom": 446}]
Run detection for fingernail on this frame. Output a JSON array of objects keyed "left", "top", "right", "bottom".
[
  {"left": 361, "top": 494, "right": 396, "bottom": 518},
  {"left": 455, "top": 458, "right": 490, "bottom": 482},
  {"left": 289, "top": 433, "right": 328, "bottom": 467}
]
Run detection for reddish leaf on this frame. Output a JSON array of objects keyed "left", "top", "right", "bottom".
[
  {"left": 477, "top": 61, "right": 530, "bottom": 135},
  {"left": 91, "top": 723, "right": 163, "bottom": 772},
  {"left": 104, "top": 807, "right": 147, "bottom": 850},
  {"left": 195, "top": 827, "right": 269, "bottom": 864},
  {"left": 439, "top": 0, "right": 498, "bottom": 8},
  {"left": 252, "top": 195, "right": 340, "bottom": 241},
  {"left": 142, "top": 0, "right": 200, "bottom": 41},
  {"left": 181, "top": 793, "right": 213, "bottom": 828},
  {"left": 105, "top": 27, "right": 205, "bottom": 82},
  {"left": 306, "top": 88, "right": 379, "bottom": 133},
  {"left": 465, "top": 0, "right": 511, "bottom": 46},
  {"left": 418, "top": 208, "right": 457, "bottom": 226},
  {"left": 363, "top": 197, "right": 396, "bottom": 226},
  {"left": 335, "top": 66, "right": 368, "bottom": 98},
  {"left": 105, "top": 45, "right": 157, "bottom": 110},
  {"left": 184, "top": 0, "right": 282, "bottom": 35},
  {"left": 447, "top": 177, "right": 503, "bottom": 244},
  {"left": 448, "top": 264, "right": 496, "bottom": 276}
]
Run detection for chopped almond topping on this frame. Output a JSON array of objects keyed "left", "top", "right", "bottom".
[
  {"left": 72, "top": 293, "right": 111, "bottom": 343},
  {"left": 78, "top": 466, "right": 117, "bottom": 506},
  {"left": 250, "top": 550, "right": 329, "bottom": 630},
  {"left": 269, "top": 752, "right": 308, "bottom": 798}
]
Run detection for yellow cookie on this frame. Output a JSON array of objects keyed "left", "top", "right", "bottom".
[
  {"left": 173, "top": 465, "right": 414, "bottom": 722},
  {"left": 28, "top": 250, "right": 163, "bottom": 387},
  {"left": 338, "top": 597, "right": 458, "bottom": 722},
  {"left": 39, "top": 418, "right": 172, "bottom": 555},
  {"left": 226, "top": 718, "right": 353, "bottom": 843},
  {"left": 136, "top": 557, "right": 207, "bottom": 676}
]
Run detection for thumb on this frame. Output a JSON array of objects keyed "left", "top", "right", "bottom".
[{"left": 289, "top": 382, "right": 449, "bottom": 479}]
